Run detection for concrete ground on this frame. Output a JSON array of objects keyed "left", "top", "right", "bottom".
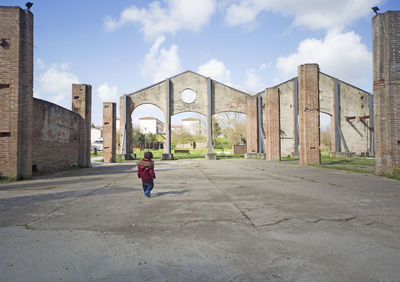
[{"left": 0, "top": 159, "right": 399, "bottom": 281}]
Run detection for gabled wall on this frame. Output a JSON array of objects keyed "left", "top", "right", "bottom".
[
  {"left": 275, "top": 79, "right": 296, "bottom": 157},
  {"left": 265, "top": 67, "right": 373, "bottom": 160},
  {"left": 320, "top": 73, "right": 372, "bottom": 155}
]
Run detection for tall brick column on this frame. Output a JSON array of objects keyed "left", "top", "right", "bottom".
[
  {"left": 72, "top": 84, "right": 92, "bottom": 167},
  {"left": 246, "top": 95, "right": 258, "bottom": 153},
  {"left": 298, "top": 64, "right": 321, "bottom": 165},
  {"left": 373, "top": 11, "right": 400, "bottom": 174},
  {"left": 265, "top": 88, "right": 281, "bottom": 161},
  {"left": 103, "top": 102, "right": 116, "bottom": 163},
  {"left": 0, "top": 7, "right": 33, "bottom": 180}
]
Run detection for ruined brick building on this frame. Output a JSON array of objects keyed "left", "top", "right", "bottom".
[
  {"left": 1, "top": 5, "right": 399, "bottom": 179},
  {"left": 0, "top": 6, "right": 91, "bottom": 180}
]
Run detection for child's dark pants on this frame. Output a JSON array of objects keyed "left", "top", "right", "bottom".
[{"left": 142, "top": 182, "right": 154, "bottom": 192}]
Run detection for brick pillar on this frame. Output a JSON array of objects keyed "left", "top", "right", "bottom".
[
  {"left": 298, "top": 64, "right": 321, "bottom": 165},
  {"left": 265, "top": 88, "right": 281, "bottom": 161},
  {"left": 246, "top": 95, "right": 258, "bottom": 153},
  {"left": 72, "top": 84, "right": 91, "bottom": 167},
  {"left": 0, "top": 7, "right": 33, "bottom": 180},
  {"left": 103, "top": 102, "right": 116, "bottom": 163},
  {"left": 373, "top": 11, "right": 400, "bottom": 174}
]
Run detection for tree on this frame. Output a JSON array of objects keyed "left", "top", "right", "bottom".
[
  {"left": 216, "top": 112, "right": 246, "bottom": 145},
  {"left": 212, "top": 117, "right": 222, "bottom": 148},
  {"left": 172, "top": 128, "right": 193, "bottom": 145},
  {"left": 145, "top": 133, "right": 157, "bottom": 149},
  {"left": 320, "top": 128, "right": 331, "bottom": 152},
  {"left": 132, "top": 128, "right": 145, "bottom": 148}
]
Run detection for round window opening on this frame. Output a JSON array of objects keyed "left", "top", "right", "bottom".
[{"left": 181, "top": 88, "right": 196, "bottom": 104}]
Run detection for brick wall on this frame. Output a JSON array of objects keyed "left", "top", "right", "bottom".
[
  {"left": 232, "top": 144, "right": 246, "bottom": 154},
  {"left": 72, "top": 84, "right": 91, "bottom": 167},
  {"left": 0, "top": 7, "right": 33, "bottom": 180},
  {"left": 265, "top": 88, "right": 281, "bottom": 161},
  {"left": 298, "top": 64, "right": 321, "bottom": 165},
  {"left": 1, "top": 6, "right": 92, "bottom": 179},
  {"left": 246, "top": 95, "right": 258, "bottom": 153},
  {"left": 373, "top": 11, "right": 400, "bottom": 174},
  {"left": 103, "top": 102, "right": 116, "bottom": 162},
  {"left": 32, "top": 99, "right": 81, "bottom": 172}
]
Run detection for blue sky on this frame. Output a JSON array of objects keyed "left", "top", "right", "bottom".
[{"left": 3, "top": 0, "right": 399, "bottom": 126}]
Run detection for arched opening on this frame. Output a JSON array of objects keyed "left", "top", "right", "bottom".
[
  {"left": 171, "top": 112, "right": 207, "bottom": 156},
  {"left": 320, "top": 112, "right": 332, "bottom": 153},
  {"left": 213, "top": 112, "right": 247, "bottom": 155},
  {"left": 131, "top": 104, "right": 165, "bottom": 155}
]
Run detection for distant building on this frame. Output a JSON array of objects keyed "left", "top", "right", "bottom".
[
  {"left": 171, "top": 124, "right": 183, "bottom": 132},
  {"left": 116, "top": 117, "right": 120, "bottom": 131},
  {"left": 91, "top": 126, "right": 102, "bottom": 144},
  {"left": 182, "top": 117, "right": 201, "bottom": 135},
  {"left": 139, "top": 117, "right": 163, "bottom": 134}
]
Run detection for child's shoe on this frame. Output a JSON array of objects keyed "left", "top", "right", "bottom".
[{"left": 145, "top": 190, "right": 151, "bottom": 198}]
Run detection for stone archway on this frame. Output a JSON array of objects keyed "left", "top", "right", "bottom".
[{"left": 120, "top": 71, "right": 260, "bottom": 160}]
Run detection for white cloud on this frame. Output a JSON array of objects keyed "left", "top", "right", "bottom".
[
  {"left": 197, "top": 59, "right": 231, "bottom": 85},
  {"left": 104, "top": 0, "right": 216, "bottom": 38},
  {"left": 245, "top": 69, "right": 264, "bottom": 93},
  {"left": 97, "top": 83, "right": 119, "bottom": 103},
  {"left": 276, "top": 30, "right": 372, "bottom": 89},
  {"left": 36, "top": 63, "right": 79, "bottom": 106},
  {"left": 141, "top": 35, "right": 183, "bottom": 83},
  {"left": 225, "top": 0, "right": 382, "bottom": 30}
]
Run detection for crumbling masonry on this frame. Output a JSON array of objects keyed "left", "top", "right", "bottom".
[
  {"left": 373, "top": 11, "right": 400, "bottom": 174},
  {"left": 119, "top": 66, "right": 373, "bottom": 164},
  {"left": 0, "top": 6, "right": 91, "bottom": 179}
]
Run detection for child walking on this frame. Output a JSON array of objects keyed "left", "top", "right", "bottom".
[{"left": 137, "top": 151, "right": 156, "bottom": 197}]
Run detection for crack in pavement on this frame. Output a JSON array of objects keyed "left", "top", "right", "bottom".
[
  {"left": 193, "top": 165, "right": 257, "bottom": 228},
  {"left": 256, "top": 216, "right": 357, "bottom": 228},
  {"left": 21, "top": 183, "right": 117, "bottom": 228}
]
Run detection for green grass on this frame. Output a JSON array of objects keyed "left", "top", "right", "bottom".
[
  {"left": 217, "top": 154, "right": 244, "bottom": 159},
  {"left": 320, "top": 152, "right": 375, "bottom": 166},
  {"left": 0, "top": 176, "right": 14, "bottom": 183},
  {"left": 134, "top": 149, "right": 164, "bottom": 160},
  {"left": 384, "top": 171, "right": 400, "bottom": 180},
  {"left": 281, "top": 152, "right": 377, "bottom": 174},
  {"left": 90, "top": 150, "right": 103, "bottom": 157},
  {"left": 132, "top": 148, "right": 243, "bottom": 160},
  {"left": 311, "top": 164, "right": 374, "bottom": 174}
]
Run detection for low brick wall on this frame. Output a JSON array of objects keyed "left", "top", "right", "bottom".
[
  {"left": 233, "top": 144, "right": 246, "bottom": 154},
  {"left": 32, "top": 98, "right": 82, "bottom": 172}
]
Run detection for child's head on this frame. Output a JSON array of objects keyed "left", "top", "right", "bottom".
[{"left": 144, "top": 151, "right": 153, "bottom": 160}]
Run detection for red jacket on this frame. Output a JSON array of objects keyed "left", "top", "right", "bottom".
[{"left": 137, "top": 158, "right": 156, "bottom": 182}]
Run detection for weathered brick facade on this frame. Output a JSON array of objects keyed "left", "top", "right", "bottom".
[
  {"left": 298, "top": 64, "right": 321, "bottom": 165},
  {"left": 0, "top": 7, "right": 33, "bottom": 179},
  {"left": 1, "top": 6, "right": 92, "bottom": 179},
  {"left": 32, "top": 99, "right": 81, "bottom": 172},
  {"left": 246, "top": 95, "right": 258, "bottom": 153},
  {"left": 265, "top": 88, "right": 280, "bottom": 161},
  {"left": 72, "top": 84, "right": 92, "bottom": 167},
  {"left": 103, "top": 102, "right": 116, "bottom": 163},
  {"left": 373, "top": 11, "right": 400, "bottom": 174}
]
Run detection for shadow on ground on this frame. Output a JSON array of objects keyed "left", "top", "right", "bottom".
[
  {"left": 0, "top": 187, "right": 135, "bottom": 207},
  {"left": 151, "top": 189, "right": 190, "bottom": 198}
]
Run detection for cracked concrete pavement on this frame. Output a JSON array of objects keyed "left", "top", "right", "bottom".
[{"left": 0, "top": 159, "right": 399, "bottom": 281}]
